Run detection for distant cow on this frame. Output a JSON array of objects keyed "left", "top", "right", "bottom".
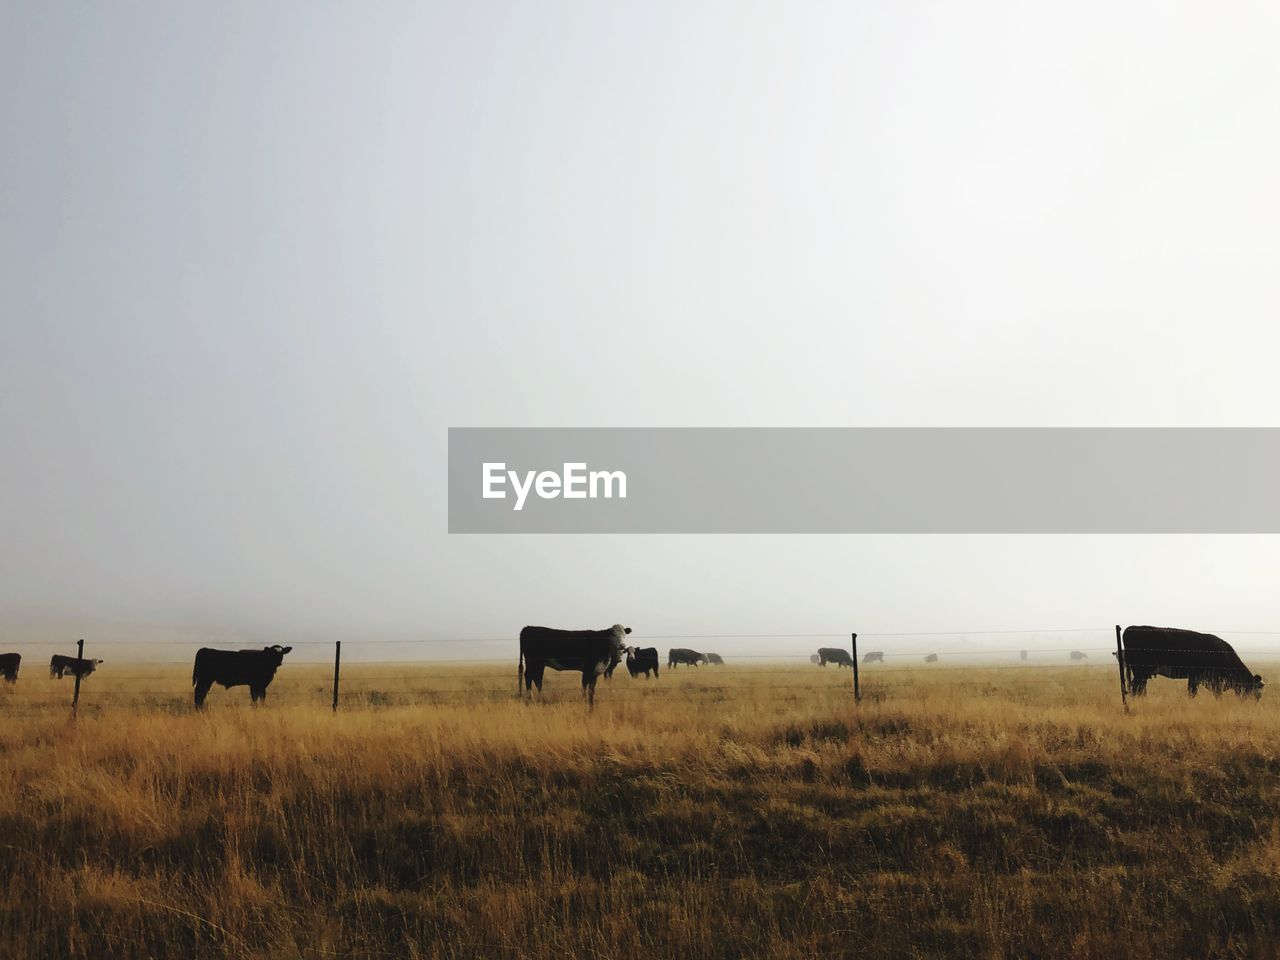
[
  {"left": 0, "top": 653, "right": 19, "bottom": 683},
  {"left": 924, "top": 653, "right": 939, "bottom": 663},
  {"left": 193, "top": 645, "right": 293, "bottom": 707},
  {"left": 809, "top": 654, "right": 821, "bottom": 664},
  {"left": 706, "top": 652, "right": 724, "bottom": 665},
  {"left": 816, "top": 647, "right": 853, "bottom": 668},
  {"left": 1069, "top": 650, "right": 1088, "bottom": 661},
  {"left": 50, "top": 654, "right": 102, "bottom": 679},
  {"left": 625, "top": 646, "right": 660, "bottom": 679},
  {"left": 862, "top": 651, "right": 884, "bottom": 664},
  {"left": 1122, "top": 625, "right": 1264, "bottom": 698},
  {"left": 668, "top": 648, "right": 706, "bottom": 668},
  {"left": 520, "top": 625, "right": 630, "bottom": 706}
]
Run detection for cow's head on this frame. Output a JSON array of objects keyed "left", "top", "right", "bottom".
[
  {"left": 1251, "top": 673, "right": 1265, "bottom": 699},
  {"left": 268, "top": 644, "right": 293, "bottom": 660},
  {"left": 625, "top": 647, "right": 636, "bottom": 662},
  {"left": 92, "top": 658, "right": 103, "bottom": 666}
]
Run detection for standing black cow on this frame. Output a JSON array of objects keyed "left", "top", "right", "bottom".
[
  {"left": 0, "top": 653, "right": 19, "bottom": 683},
  {"left": 705, "top": 652, "right": 725, "bottom": 665},
  {"left": 520, "top": 624, "right": 630, "bottom": 706},
  {"left": 50, "top": 654, "right": 102, "bottom": 679},
  {"left": 625, "top": 646, "right": 660, "bottom": 679},
  {"left": 862, "top": 651, "right": 884, "bottom": 664},
  {"left": 193, "top": 645, "right": 293, "bottom": 707},
  {"left": 1122, "top": 626, "right": 1264, "bottom": 698},
  {"left": 816, "top": 647, "right": 853, "bottom": 667},
  {"left": 924, "top": 653, "right": 939, "bottom": 663},
  {"left": 668, "top": 648, "right": 705, "bottom": 668}
]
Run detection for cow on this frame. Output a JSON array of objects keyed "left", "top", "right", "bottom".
[
  {"left": 1069, "top": 650, "right": 1088, "bottom": 661},
  {"left": 0, "top": 653, "right": 19, "bottom": 683},
  {"left": 816, "top": 647, "right": 853, "bottom": 667},
  {"left": 519, "top": 624, "right": 630, "bottom": 706},
  {"left": 625, "top": 646, "right": 660, "bottom": 679},
  {"left": 50, "top": 654, "right": 102, "bottom": 679},
  {"left": 1122, "top": 625, "right": 1264, "bottom": 698},
  {"left": 924, "top": 653, "right": 939, "bottom": 663},
  {"left": 705, "top": 652, "right": 725, "bottom": 665},
  {"left": 862, "top": 651, "right": 884, "bottom": 664},
  {"left": 192, "top": 645, "right": 292, "bottom": 707},
  {"left": 668, "top": 648, "right": 706, "bottom": 668}
]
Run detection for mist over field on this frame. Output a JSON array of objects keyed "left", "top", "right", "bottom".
[{"left": 4, "top": 2, "right": 1280, "bottom": 653}]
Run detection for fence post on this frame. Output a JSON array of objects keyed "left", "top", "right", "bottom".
[
  {"left": 332, "top": 641, "right": 342, "bottom": 713},
  {"left": 851, "top": 632, "right": 861, "bottom": 703},
  {"left": 1114, "top": 624, "right": 1128, "bottom": 711},
  {"left": 72, "top": 638, "right": 85, "bottom": 717}
]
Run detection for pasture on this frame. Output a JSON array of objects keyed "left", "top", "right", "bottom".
[{"left": 3, "top": 661, "right": 1280, "bottom": 959}]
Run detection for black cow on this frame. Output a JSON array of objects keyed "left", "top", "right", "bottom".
[
  {"left": 1122, "top": 626, "right": 1264, "bottom": 698},
  {"left": 924, "top": 653, "right": 939, "bottom": 663},
  {"left": 705, "top": 652, "right": 724, "bottom": 665},
  {"left": 1069, "top": 650, "right": 1088, "bottom": 661},
  {"left": 193, "top": 645, "right": 292, "bottom": 707},
  {"left": 668, "top": 648, "right": 705, "bottom": 668},
  {"left": 50, "top": 654, "right": 102, "bottom": 679},
  {"left": 862, "top": 651, "right": 884, "bottom": 664},
  {"left": 0, "top": 653, "right": 19, "bottom": 683},
  {"left": 816, "top": 647, "right": 853, "bottom": 667},
  {"left": 626, "top": 646, "right": 660, "bottom": 679},
  {"left": 520, "top": 624, "right": 630, "bottom": 706}
]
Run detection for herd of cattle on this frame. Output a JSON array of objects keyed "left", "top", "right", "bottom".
[{"left": 0, "top": 624, "right": 1268, "bottom": 706}]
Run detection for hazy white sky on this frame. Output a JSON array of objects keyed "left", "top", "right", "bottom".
[{"left": 3, "top": 2, "right": 1280, "bottom": 654}]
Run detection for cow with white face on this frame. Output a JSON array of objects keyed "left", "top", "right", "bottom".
[{"left": 519, "top": 624, "right": 631, "bottom": 707}]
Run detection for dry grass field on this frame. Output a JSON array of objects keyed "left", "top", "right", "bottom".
[{"left": 3, "top": 660, "right": 1280, "bottom": 959}]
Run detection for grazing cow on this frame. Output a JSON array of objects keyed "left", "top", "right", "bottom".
[
  {"left": 50, "top": 654, "right": 102, "bottom": 679},
  {"left": 1069, "top": 650, "right": 1088, "bottom": 661},
  {"left": 625, "top": 646, "right": 660, "bottom": 679},
  {"left": 862, "top": 651, "right": 885, "bottom": 664},
  {"left": 924, "top": 653, "right": 939, "bottom": 663},
  {"left": 520, "top": 625, "right": 630, "bottom": 706},
  {"left": 1122, "top": 626, "right": 1264, "bottom": 698},
  {"left": 668, "top": 648, "right": 706, "bottom": 668},
  {"left": 192, "top": 645, "right": 292, "bottom": 707},
  {"left": 706, "top": 652, "right": 725, "bottom": 665},
  {"left": 809, "top": 654, "right": 821, "bottom": 664},
  {"left": 0, "top": 653, "right": 19, "bottom": 683},
  {"left": 816, "top": 647, "right": 853, "bottom": 668}
]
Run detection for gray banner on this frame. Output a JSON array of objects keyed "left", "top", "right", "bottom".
[{"left": 448, "top": 428, "right": 1280, "bottom": 533}]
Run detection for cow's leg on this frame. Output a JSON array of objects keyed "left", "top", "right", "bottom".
[
  {"left": 583, "top": 671, "right": 596, "bottom": 709},
  {"left": 1129, "top": 673, "right": 1148, "bottom": 696},
  {"left": 194, "top": 678, "right": 213, "bottom": 708},
  {"left": 250, "top": 685, "right": 266, "bottom": 704},
  {"left": 1188, "top": 676, "right": 1199, "bottom": 697}
]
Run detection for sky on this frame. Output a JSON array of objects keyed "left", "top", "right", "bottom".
[{"left": 3, "top": 1, "right": 1280, "bottom": 661}]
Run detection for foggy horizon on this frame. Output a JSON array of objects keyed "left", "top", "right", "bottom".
[{"left": 5, "top": 2, "right": 1280, "bottom": 658}]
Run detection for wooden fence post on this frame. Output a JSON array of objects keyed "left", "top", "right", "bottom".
[
  {"left": 332, "top": 641, "right": 342, "bottom": 713},
  {"left": 851, "top": 632, "right": 861, "bottom": 703},
  {"left": 1115, "top": 624, "right": 1128, "bottom": 711},
  {"left": 72, "top": 638, "right": 85, "bottom": 717}
]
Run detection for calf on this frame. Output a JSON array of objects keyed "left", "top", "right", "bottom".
[
  {"left": 0, "top": 653, "right": 19, "bottom": 683},
  {"left": 193, "top": 645, "right": 292, "bottom": 707},
  {"left": 50, "top": 654, "right": 102, "bottom": 679},
  {"left": 862, "top": 651, "right": 885, "bottom": 664},
  {"left": 626, "top": 646, "right": 660, "bottom": 679}
]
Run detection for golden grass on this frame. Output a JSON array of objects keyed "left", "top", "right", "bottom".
[{"left": 3, "top": 662, "right": 1280, "bottom": 959}]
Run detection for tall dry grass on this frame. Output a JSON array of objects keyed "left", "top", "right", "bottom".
[{"left": 2, "top": 662, "right": 1280, "bottom": 959}]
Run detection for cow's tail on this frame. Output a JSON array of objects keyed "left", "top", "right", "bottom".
[
  {"left": 517, "top": 648, "right": 524, "bottom": 695},
  {"left": 192, "top": 649, "right": 202, "bottom": 687}
]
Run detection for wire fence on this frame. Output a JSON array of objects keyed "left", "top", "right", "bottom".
[{"left": 2, "top": 626, "right": 1278, "bottom": 714}]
